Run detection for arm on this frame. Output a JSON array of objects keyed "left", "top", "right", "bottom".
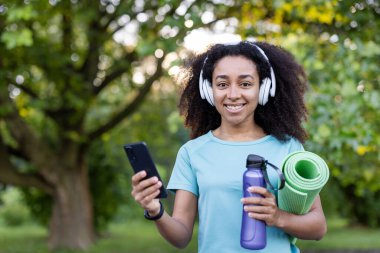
[
  {"left": 131, "top": 171, "right": 197, "bottom": 248},
  {"left": 155, "top": 190, "right": 197, "bottom": 248},
  {"left": 242, "top": 187, "right": 327, "bottom": 240}
]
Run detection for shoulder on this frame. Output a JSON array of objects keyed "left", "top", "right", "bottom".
[
  {"left": 262, "top": 136, "right": 304, "bottom": 162},
  {"left": 285, "top": 137, "right": 304, "bottom": 152},
  {"left": 272, "top": 136, "right": 304, "bottom": 156},
  {"left": 179, "top": 131, "right": 214, "bottom": 156}
]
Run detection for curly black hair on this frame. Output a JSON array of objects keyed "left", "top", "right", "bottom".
[{"left": 178, "top": 41, "right": 308, "bottom": 143}]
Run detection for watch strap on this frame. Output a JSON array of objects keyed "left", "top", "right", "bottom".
[{"left": 144, "top": 201, "right": 164, "bottom": 221}]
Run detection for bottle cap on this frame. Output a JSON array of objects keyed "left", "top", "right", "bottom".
[
  {"left": 246, "top": 154, "right": 265, "bottom": 168},
  {"left": 245, "top": 154, "right": 286, "bottom": 190}
]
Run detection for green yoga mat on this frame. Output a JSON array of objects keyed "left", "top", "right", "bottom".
[{"left": 278, "top": 151, "right": 329, "bottom": 243}]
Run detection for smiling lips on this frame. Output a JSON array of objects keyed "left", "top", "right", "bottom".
[{"left": 224, "top": 103, "right": 246, "bottom": 112}]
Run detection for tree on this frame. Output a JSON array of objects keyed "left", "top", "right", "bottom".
[{"left": 0, "top": 0, "right": 252, "bottom": 249}]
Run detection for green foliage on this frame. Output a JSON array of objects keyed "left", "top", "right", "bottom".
[
  {"left": 257, "top": 1, "right": 380, "bottom": 227},
  {"left": 105, "top": 84, "right": 188, "bottom": 219},
  {"left": 21, "top": 187, "right": 52, "bottom": 226},
  {"left": 87, "top": 139, "right": 129, "bottom": 232},
  {"left": 0, "top": 4, "right": 35, "bottom": 49},
  {"left": 1, "top": 202, "right": 31, "bottom": 227},
  {"left": 301, "top": 36, "right": 380, "bottom": 226},
  {"left": 1, "top": 28, "right": 33, "bottom": 49},
  {"left": 0, "top": 188, "right": 32, "bottom": 226},
  {"left": 20, "top": 138, "right": 131, "bottom": 233},
  {"left": 1, "top": 0, "right": 203, "bottom": 243}
]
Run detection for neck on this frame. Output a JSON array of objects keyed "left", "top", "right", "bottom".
[{"left": 213, "top": 124, "right": 266, "bottom": 142}]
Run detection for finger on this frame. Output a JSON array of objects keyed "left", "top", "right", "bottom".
[
  {"left": 244, "top": 205, "right": 275, "bottom": 214},
  {"left": 131, "top": 171, "right": 147, "bottom": 185},
  {"left": 133, "top": 181, "right": 162, "bottom": 202},
  {"left": 248, "top": 186, "right": 274, "bottom": 198},
  {"left": 141, "top": 189, "right": 161, "bottom": 206},
  {"left": 135, "top": 176, "right": 159, "bottom": 192},
  {"left": 131, "top": 176, "right": 158, "bottom": 199},
  {"left": 241, "top": 196, "right": 269, "bottom": 205},
  {"left": 141, "top": 181, "right": 162, "bottom": 200},
  {"left": 241, "top": 196, "right": 277, "bottom": 207},
  {"left": 248, "top": 212, "right": 271, "bottom": 221}
]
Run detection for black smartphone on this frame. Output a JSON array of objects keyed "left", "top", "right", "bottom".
[{"left": 123, "top": 142, "right": 168, "bottom": 198}]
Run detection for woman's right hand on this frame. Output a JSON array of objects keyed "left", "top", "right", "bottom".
[{"left": 131, "top": 170, "right": 162, "bottom": 215}]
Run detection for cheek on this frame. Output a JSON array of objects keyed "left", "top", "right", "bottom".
[
  {"left": 212, "top": 88, "right": 224, "bottom": 101},
  {"left": 212, "top": 90, "right": 225, "bottom": 110},
  {"left": 246, "top": 89, "right": 260, "bottom": 101}
]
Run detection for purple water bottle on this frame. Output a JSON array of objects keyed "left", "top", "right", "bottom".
[{"left": 240, "top": 154, "right": 267, "bottom": 250}]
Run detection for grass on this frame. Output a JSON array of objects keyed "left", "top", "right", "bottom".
[
  {"left": 90, "top": 221, "right": 197, "bottom": 253},
  {"left": 297, "top": 218, "right": 380, "bottom": 250},
  {"left": 0, "top": 225, "right": 47, "bottom": 253},
  {"left": 0, "top": 218, "right": 380, "bottom": 253}
]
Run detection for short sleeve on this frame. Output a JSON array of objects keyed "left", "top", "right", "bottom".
[
  {"left": 167, "top": 146, "right": 199, "bottom": 196},
  {"left": 288, "top": 138, "right": 304, "bottom": 153}
]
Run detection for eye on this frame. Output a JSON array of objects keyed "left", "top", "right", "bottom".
[
  {"left": 240, "top": 82, "right": 253, "bottom": 88},
  {"left": 216, "top": 82, "right": 228, "bottom": 89}
]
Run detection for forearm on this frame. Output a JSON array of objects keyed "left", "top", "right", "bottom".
[
  {"left": 131, "top": 173, "right": 196, "bottom": 248},
  {"left": 276, "top": 208, "right": 327, "bottom": 240},
  {"left": 244, "top": 188, "right": 327, "bottom": 241},
  {"left": 275, "top": 195, "right": 327, "bottom": 240},
  {"left": 153, "top": 211, "right": 194, "bottom": 248},
  {"left": 147, "top": 190, "right": 197, "bottom": 248}
]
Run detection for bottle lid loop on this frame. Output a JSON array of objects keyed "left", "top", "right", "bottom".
[{"left": 263, "top": 161, "right": 285, "bottom": 191}]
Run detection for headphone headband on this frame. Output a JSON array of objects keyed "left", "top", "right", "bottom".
[{"left": 198, "top": 41, "right": 276, "bottom": 106}]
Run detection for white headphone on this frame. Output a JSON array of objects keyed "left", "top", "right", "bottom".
[{"left": 198, "top": 42, "right": 276, "bottom": 106}]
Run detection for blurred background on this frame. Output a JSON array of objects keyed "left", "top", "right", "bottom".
[{"left": 0, "top": 0, "right": 379, "bottom": 252}]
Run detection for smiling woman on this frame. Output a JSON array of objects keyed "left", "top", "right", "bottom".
[
  {"left": 130, "top": 41, "right": 326, "bottom": 253},
  {"left": 212, "top": 56, "right": 263, "bottom": 140}
]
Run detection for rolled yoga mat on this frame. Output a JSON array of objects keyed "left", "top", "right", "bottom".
[{"left": 278, "top": 151, "right": 329, "bottom": 243}]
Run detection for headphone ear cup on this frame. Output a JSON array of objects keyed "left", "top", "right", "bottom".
[
  {"left": 259, "top": 78, "right": 271, "bottom": 105},
  {"left": 199, "top": 70, "right": 206, "bottom": 99},
  {"left": 204, "top": 80, "right": 214, "bottom": 106}
]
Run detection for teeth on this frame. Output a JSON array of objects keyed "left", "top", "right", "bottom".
[{"left": 225, "top": 104, "right": 244, "bottom": 111}]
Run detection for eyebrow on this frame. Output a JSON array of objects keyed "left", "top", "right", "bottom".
[{"left": 215, "top": 74, "right": 255, "bottom": 80}]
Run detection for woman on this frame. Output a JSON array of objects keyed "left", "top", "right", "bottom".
[{"left": 131, "top": 41, "right": 327, "bottom": 253}]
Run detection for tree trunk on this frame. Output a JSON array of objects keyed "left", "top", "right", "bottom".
[{"left": 48, "top": 163, "right": 95, "bottom": 250}]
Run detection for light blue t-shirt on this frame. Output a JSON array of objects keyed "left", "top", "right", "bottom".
[{"left": 167, "top": 131, "right": 303, "bottom": 253}]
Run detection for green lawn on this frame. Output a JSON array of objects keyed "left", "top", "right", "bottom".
[{"left": 0, "top": 219, "right": 380, "bottom": 253}]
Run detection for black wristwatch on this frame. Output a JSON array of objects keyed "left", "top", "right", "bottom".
[{"left": 144, "top": 201, "right": 164, "bottom": 221}]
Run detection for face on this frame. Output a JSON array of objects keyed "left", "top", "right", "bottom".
[{"left": 212, "top": 55, "right": 260, "bottom": 128}]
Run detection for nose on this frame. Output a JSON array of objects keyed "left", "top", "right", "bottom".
[{"left": 227, "top": 84, "right": 241, "bottom": 100}]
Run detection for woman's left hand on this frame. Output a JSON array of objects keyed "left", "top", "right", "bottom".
[{"left": 241, "top": 186, "right": 283, "bottom": 227}]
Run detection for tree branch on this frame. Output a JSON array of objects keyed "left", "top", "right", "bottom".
[
  {"left": 100, "top": 1, "right": 131, "bottom": 31},
  {"left": 80, "top": 2, "right": 107, "bottom": 84},
  {"left": 87, "top": 56, "right": 165, "bottom": 141},
  {"left": 93, "top": 67, "right": 128, "bottom": 95},
  {"left": 0, "top": 94, "right": 60, "bottom": 185},
  {"left": 93, "top": 51, "right": 137, "bottom": 95},
  {"left": 0, "top": 137, "right": 54, "bottom": 194},
  {"left": 4, "top": 75, "right": 39, "bottom": 99},
  {"left": 61, "top": 0, "right": 75, "bottom": 92},
  {"left": 12, "top": 83, "right": 39, "bottom": 98},
  {"left": 5, "top": 144, "right": 28, "bottom": 160},
  {"left": 108, "top": 10, "right": 139, "bottom": 37}
]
